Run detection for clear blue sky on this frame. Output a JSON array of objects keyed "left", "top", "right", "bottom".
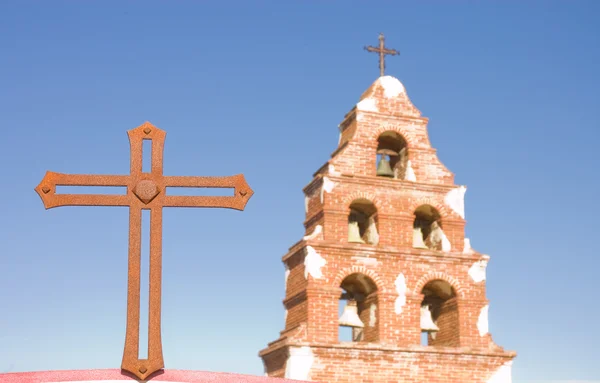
[{"left": 1, "top": 1, "right": 599, "bottom": 382}]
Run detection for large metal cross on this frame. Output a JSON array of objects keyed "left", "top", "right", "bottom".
[
  {"left": 364, "top": 33, "right": 400, "bottom": 77},
  {"left": 34, "top": 122, "right": 254, "bottom": 380}
]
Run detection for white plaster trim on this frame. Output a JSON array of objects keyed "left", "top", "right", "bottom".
[
  {"left": 441, "top": 231, "right": 452, "bottom": 252},
  {"left": 328, "top": 164, "right": 341, "bottom": 176},
  {"left": 428, "top": 222, "right": 452, "bottom": 252},
  {"left": 468, "top": 258, "right": 488, "bottom": 283},
  {"left": 356, "top": 98, "right": 378, "bottom": 112},
  {"left": 445, "top": 186, "right": 467, "bottom": 219},
  {"left": 284, "top": 309, "right": 288, "bottom": 324},
  {"left": 320, "top": 176, "right": 336, "bottom": 203},
  {"left": 284, "top": 265, "right": 290, "bottom": 285},
  {"left": 486, "top": 361, "right": 513, "bottom": 383},
  {"left": 379, "top": 76, "right": 405, "bottom": 98},
  {"left": 284, "top": 346, "right": 315, "bottom": 381},
  {"left": 463, "top": 238, "right": 474, "bottom": 254},
  {"left": 394, "top": 273, "right": 407, "bottom": 314},
  {"left": 365, "top": 217, "right": 379, "bottom": 245},
  {"left": 304, "top": 246, "right": 326, "bottom": 280},
  {"left": 478, "top": 305, "right": 490, "bottom": 336},
  {"left": 303, "top": 225, "right": 323, "bottom": 241},
  {"left": 405, "top": 160, "right": 417, "bottom": 182},
  {"left": 369, "top": 303, "right": 377, "bottom": 327}
]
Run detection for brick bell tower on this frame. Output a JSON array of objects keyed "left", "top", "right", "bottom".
[{"left": 259, "top": 35, "right": 516, "bottom": 383}]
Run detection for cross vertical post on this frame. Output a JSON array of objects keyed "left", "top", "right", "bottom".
[
  {"left": 35, "top": 122, "right": 254, "bottom": 380},
  {"left": 364, "top": 33, "right": 400, "bottom": 77}
]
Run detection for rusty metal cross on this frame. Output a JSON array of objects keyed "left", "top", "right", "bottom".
[
  {"left": 34, "top": 122, "right": 253, "bottom": 380},
  {"left": 364, "top": 33, "right": 400, "bottom": 77}
]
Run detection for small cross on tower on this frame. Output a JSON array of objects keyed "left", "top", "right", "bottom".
[{"left": 364, "top": 33, "right": 400, "bottom": 77}]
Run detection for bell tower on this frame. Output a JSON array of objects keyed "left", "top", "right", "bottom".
[{"left": 259, "top": 35, "right": 516, "bottom": 383}]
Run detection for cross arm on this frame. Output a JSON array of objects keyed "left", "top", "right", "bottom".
[
  {"left": 381, "top": 48, "right": 399, "bottom": 55},
  {"left": 162, "top": 174, "right": 253, "bottom": 211},
  {"left": 35, "top": 171, "right": 131, "bottom": 209},
  {"left": 364, "top": 46, "right": 399, "bottom": 55}
]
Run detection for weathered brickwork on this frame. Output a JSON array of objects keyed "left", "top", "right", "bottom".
[{"left": 259, "top": 76, "right": 515, "bottom": 383}]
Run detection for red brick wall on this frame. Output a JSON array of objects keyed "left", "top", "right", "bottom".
[
  {"left": 303, "top": 178, "right": 466, "bottom": 251},
  {"left": 271, "top": 344, "right": 511, "bottom": 383},
  {"left": 261, "top": 343, "right": 513, "bottom": 383},
  {"left": 280, "top": 243, "right": 491, "bottom": 348}
]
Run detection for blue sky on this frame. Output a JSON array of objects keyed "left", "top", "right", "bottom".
[{"left": 1, "top": 1, "right": 599, "bottom": 382}]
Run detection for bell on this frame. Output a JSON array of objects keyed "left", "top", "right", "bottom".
[
  {"left": 420, "top": 305, "right": 439, "bottom": 333},
  {"left": 348, "top": 221, "right": 365, "bottom": 243},
  {"left": 413, "top": 227, "right": 428, "bottom": 249},
  {"left": 376, "top": 149, "right": 397, "bottom": 178},
  {"left": 339, "top": 300, "right": 364, "bottom": 328},
  {"left": 376, "top": 156, "right": 394, "bottom": 177}
]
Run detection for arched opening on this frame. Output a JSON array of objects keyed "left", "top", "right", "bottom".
[
  {"left": 347, "top": 199, "right": 379, "bottom": 245},
  {"left": 376, "top": 131, "right": 408, "bottom": 180},
  {"left": 413, "top": 205, "right": 450, "bottom": 251},
  {"left": 338, "top": 273, "right": 379, "bottom": 343},
  {"left": 420, "top": 279, "right": 459, "bottom": 347}
]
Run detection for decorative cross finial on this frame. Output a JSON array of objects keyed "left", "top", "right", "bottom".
[
  {"left": 35, "top": 122, "right": 254, "bottom": 381},
  {"left": 364, "top": 33, "right": 400, "bottom": 77}
]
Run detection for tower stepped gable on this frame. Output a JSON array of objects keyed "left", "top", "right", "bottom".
[
  {"left": 260, "top": 69, "right": 515, "bottom": 383},
  {"left": 330, "top": 75, "right": 454, "bottom": 186}
]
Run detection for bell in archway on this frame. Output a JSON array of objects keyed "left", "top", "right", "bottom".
[
  {"left": 339, "top": 300, "right": 364, "bottom": 328},
  {"left": 420, "top": 305, "right": 439, "bottom": 333},
  {"left": 376, "top": 149, "right": 396, "bottom": 177},
  {"left": 348, "top": 221, "right": 365, "bottom": 243}
]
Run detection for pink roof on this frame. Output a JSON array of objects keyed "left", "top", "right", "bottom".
[{"left": 0, "top": 369, "right": 306, "bottom": 383}]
